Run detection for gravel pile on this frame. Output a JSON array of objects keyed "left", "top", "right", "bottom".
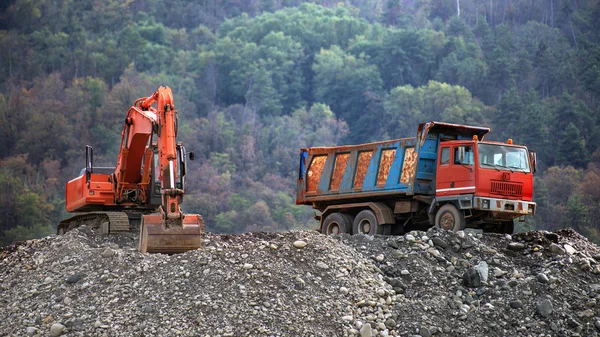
[{"left": 1, "top": 226, "right": 600, "bottom": 337}]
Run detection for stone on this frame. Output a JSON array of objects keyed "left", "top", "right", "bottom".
[
  {"left": 508, "top": 242, "right": 526, "bottom": 251},
  {"left": 536, "top": 299, "right": 553, "bottom": 318},
  {"left": 342, "top": 315, "right": 353, "bottom": 321},
  {"left": 457, "top": 231, "right": 466, "bottom": 239},
  {"left": 475, "top": 261, "right": 489, "bottom": 283},
  {"left": 576, "top": 309, "right": 594, "bottom": 318},
  {"left": 316, "top": 261, "right": 328, "bottom": 269},
  {"left": 432, "top": 237, "right": 448, "bottom": 249},
  {"left": 564, "top": 244, "right": 576, "bottom": 254},
  {"left": 385, "top": 318, "right": 396, "bottom": 329},
  {"left": 509, "top": 300, "right": 523, "bottom": 309},
  {"left": 387, "top": 241, "right": 399, "bottom": 249},
  {"left": 340, "top": 287, "right": 349, "bottom": 295},
  {"left": 493, "top": 268, "right": 507, "bottom": 278},
  {"left": 405, "top": 234, "right": 416, "bottom": 243},
  {"left": 26, "top": 327, "right": 36, "bottom": 336},
  {"left": 549, "top": 243, "right": 565, "bottom": 255},
  {"left": 101, "top": 247, "right": 115, "bottom": 258},
  {"left": 360, "top": 323, "right": 372, "bottom": 337},
  {"left": 537, "top": 273, "right": 549, "bottom": 283},
  {"left": 374, "top": 254, "right": 385, "bottom": 262},
  {"left": 50, "top": 323, "right": 65, "bottom": 337},
  {"left": 544, "top": 232, "right": 559, "bottom": 243},
  {"left": 463, "top": 268, "right": 481, "bottom": 288},
  {"left": 293, "top": 240, "right": 307, "bottom": 249},
  {"left": 419, "top": 327, "right": 432, "bottom": 337},
  {"left": 242, "top": 263, "right": 253, "bottom": 269},
  {"left": 65, "top": 274, "right": 82, "bottom": 284}
]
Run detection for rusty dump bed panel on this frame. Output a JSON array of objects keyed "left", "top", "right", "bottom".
[{"left": 296, "top": 121, "right": 490, "bottom": 205}]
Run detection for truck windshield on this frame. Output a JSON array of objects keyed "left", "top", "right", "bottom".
[{"left": 478, "top": 144, "right": 530, "bottom": 173}]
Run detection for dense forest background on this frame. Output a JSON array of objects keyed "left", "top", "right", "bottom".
[{"left": 1, "top": 0, "right": 599, "bottom": 246}]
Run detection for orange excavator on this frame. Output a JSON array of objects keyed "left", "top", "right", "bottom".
[{"left": 58, "top": 87, "right": 204, "bottom": 253}]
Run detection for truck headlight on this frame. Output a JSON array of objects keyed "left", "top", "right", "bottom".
[
  {"left": 528, "top": 204, "right": 534, "bottom": 214},
  {"left": 482, "top": 199, "right": 490, "bottom": 209}
]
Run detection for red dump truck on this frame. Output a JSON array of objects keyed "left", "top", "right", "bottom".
[{"left": 296, "top": 121, "right": 536, "bottom": 235}]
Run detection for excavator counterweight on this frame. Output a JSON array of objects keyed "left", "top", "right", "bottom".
[{"left": 59, "top": 87, "right": 203, "bottom": 253}]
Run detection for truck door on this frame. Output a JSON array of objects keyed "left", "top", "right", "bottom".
[{"left": 436, "top": 144, "right": 476, "bottom": 196}]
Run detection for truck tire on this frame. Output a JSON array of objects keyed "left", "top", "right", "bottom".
[
  {"left": 434, "top": 204, "right": 465, "bottom": 232},
  {"left": 322, "top": 213, "right": 351, "bottom": 235},
  {"left": 353, "top": 210, "right": 378, "bottom": 235}
]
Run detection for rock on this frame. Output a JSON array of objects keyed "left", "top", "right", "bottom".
[
  {"left": 294, "top": 277, "right": 305, "bottom": 290},
  {"left": 576, "top": 309, "right": 594, "bottom": 318},
  {"left": 43, "top": 277, "right": 53, "bottom": 285},
  {"left": 342, "top": 315, "right": 353, "bottom": 322},
  {"left": 293, "top": 240, "right": 307, "bottom": 249},
  {"left": 567, "top": 317, "right": 581, "bottom": 328},
  {"left": 419, "top": 327, "right": 432, "bottom": 337},
  {"left": 387, "top": 241, "right": 399, "bottom": 249},
  {"left": 493, "top": 267, "right": 507, "bottom": 278},
  {"left": 463, "top": 268, "right": 481, "bottom": 288},
  {"left": 432, "top": 237, "right": 448, "bottom": 249},
  {"left": 564, "top": 244, "right": 576, "bottom": 254},
  {"left": 374, "top": 254, "right": 385, "bottom": 262},
  {"left": 384, "top": 318, "right": 396, "bottom": 329},
  {"left": 595, "top": 320, "right": 600, "bottom": 331},
  {"left": 63, "top": 297, "right": 72, "bottom": 305},
  {"left": 405, "top": 234, "right": 416, "bottom": 243},
  {"left": 509, "top": 300, "right": 523, "bottom": 309},
  {"left": 340, "top": 287, "right": 349, "bottom": 295},
  {"left": 50, "top": 323, "right": 65, "bottom": 336},
  {"left": 401, "top": 269, "right": 410, "bottom": 275},
  {"left": 537, "top": 273, "right": 549, "bottom": 283},
  {"left": 316, "top": 261, "right": 328, "bottom": 269},
  {"left": 549, "top": 243, "right": 565, "bottom": 255},
  {"left": 544, "top": 232, "right": 559, "bottom": 243},
  {"left": 100, "top": 247, "right": 115, "bottom": 258},
  {"left": 457, "top": 231, "right": 466, "bottom": 239},
  {"left": 475, "top": 261, "right": 489, "bottom": 283},
  {"left": 508, "top": 242, "right": 526, "bottom": 251},
  {"left": 65, "top": 274, "right": 83, "bottom": 284},
  {"left": 360, "top": 323, "right": 372, "bottom": 337},
  {"left": 242, "top": 263, "right": 253, "bottom": 269},
  {"left": 536, "top": 299, "right": 553, "bottom": 318},
  {"left": 26, "top": 327, "right": 36, "bottom": 336}
]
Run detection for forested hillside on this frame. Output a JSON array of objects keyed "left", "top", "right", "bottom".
[{"left": 1, "top": 0, "right": 599, "bottom": 246}]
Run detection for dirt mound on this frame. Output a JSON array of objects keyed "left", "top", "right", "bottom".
[{"left": 1, "top": 227, "right": 599, "bottom": 337}]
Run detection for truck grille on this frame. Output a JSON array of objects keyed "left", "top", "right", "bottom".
[{"left": 491, "top": 181, "right": 522, "bottom": 197}]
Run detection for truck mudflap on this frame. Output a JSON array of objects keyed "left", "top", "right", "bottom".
[{"left": 473, "top": 196, "right": 536, "bottom": 218}]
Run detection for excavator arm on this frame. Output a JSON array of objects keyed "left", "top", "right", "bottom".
[{"left": 135, "top": 87, "right": 203, "bottom": 253}]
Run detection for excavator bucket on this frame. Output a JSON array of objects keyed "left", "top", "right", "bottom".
[{"left": 138, "top": 214, "right": 204, "bottom": 254}]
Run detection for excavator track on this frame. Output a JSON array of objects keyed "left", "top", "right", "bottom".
[{"left": 57, "top": 212, "right": 134, "bottom": 235}]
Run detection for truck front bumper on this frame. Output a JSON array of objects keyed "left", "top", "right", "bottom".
[{"left": 473, "top": 196, "right": 536, "bottom": 219}]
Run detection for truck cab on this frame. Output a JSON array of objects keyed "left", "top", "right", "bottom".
[{"left": 434, "top": 138, "right": 536, "bottom": 233}]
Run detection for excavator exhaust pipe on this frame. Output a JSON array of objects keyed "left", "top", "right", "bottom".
[{"left": 138, "top": 214, "right": 204, "bottom": 254}]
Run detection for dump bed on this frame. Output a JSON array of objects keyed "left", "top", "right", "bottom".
[{"left": 296, "top": 121, "right": 490, "bottom": 205}]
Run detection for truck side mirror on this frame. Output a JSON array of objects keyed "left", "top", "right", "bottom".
[
  {"left": 189, "top": 151, "right": 195, "bottom": 161},
  {"left": 457, "top": 147, "right": 465, "bottom": 164},
  {"left": 85, "top": 145, "right": 94, "bottom": 183},
  {"left": 529, "top": 151, "right": 537, "bottom": 173}
]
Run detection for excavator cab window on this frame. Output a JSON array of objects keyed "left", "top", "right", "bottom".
[{"left": 176, "top": 144, "right": 185, "bottom": 191}]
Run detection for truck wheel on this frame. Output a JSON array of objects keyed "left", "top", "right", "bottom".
[
  {"left": 321, "top": 213, "right": 350, "bottom": 235},
  {"left": 353, "top": 210, "right": 378, "bottom": 235},
  {"left": 434, "top": 204, "right": 465, "bottom": 232}
]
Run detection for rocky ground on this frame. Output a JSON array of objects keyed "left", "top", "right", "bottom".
[{"left": 1, "top": 226, "right": 600, "bottom": 337}]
